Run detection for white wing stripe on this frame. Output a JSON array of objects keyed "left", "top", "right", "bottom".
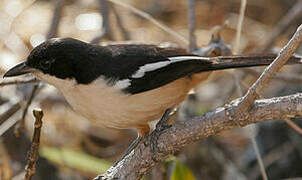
[
  {"left": 168, "top": 56, "right": 208, "bottom": 62},
  {"left": 132, "top": 61, "right": 171, "bottom": 78},
  {"left": 131, "top": 56, "right": 209, "bottom": 79},
  {"left": 114, "top": 79, "right": 131, "bottom": 89}
]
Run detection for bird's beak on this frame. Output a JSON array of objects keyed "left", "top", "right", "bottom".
[{"left": 3, "top": 62, "right": 36, "bottom": 78}]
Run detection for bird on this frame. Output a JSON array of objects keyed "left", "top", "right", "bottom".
[{"left": 4, "top": 37, "right": 302, "bottom": 165}]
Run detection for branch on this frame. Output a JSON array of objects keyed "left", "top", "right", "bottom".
[
  {"left": 233, "top": 0, "right": 246, "bottom": 54},
  {"left": 15, "top": 84, "right": 44, "bottom": 136},
  {"left": 46, "top": 0, "right": 64, "bottom": 39},
  {"left": 187, "top": 0, "right": 197, "bottom": 51},
  {"left": 283, "top": 117, "right": 302, "bottom": 135},
  {"left": 111, "top": 5, "right": 131, "bottom": 40},
  {"left": 24, "top": 109, "right": 43, "bottom": 180},
  {"left": 0, "top": 79, "right": 39, "bottom": 87},
  {"left": 0, "top": 101, "right": 21, "bottom": 126},
  {"left": 91, "top": 0, "right": 112, "bottom": 44},
  {"left": 96, "top": 93, "right": 302, "bottom": 179}
]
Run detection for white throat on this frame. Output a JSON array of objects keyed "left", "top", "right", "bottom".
[{"left": 33, "top": 72, "right": 76, "bottom": 90}]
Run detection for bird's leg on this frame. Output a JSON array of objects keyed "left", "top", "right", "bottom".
[
  {"left": 112, "top": 108, "right": 173, "bottom": 166},
  {"left": 155, "top": 108, "right": 173, "bottom": 131},
  {"left": 113, "top": 125, "right": 150, "bottom": 167},
  {"left": 150, "top": 108, "right": 173, "bottom": 152}
]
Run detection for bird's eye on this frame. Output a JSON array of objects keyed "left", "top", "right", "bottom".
[{"left": 39, "top": 59, "right": 55, "bottom": 70}]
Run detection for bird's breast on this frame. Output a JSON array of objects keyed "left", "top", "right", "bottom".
[{"left": 35, "top": 71, "right": 212, "bottom": 129}]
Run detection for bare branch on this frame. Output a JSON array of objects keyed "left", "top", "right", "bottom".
[
  {"left": 0, "top": 79, "right": 39, "bottom": 87},
  {"left": 106, "top": 0, "right": 189, "bottom": 45},
  {"left": 14, "top": 84, "right": 43, "bottom": 136},
  {"left": 283, "top": 117, "right": 302, "bottom": 135},
  {"left": 0, "top": 107, "right": 21, "bottom": 136},
  {"left": 0, "top": 102, "right": 21, "bottom": 126},
  {"left": 96, "top": 93, "right": 302, "bottom": 180},
  {"left": 249, "top": 142, "right": 294, "bottom": 179},
  {"left": 24, "top": 109, "right": 43, "bottom": 180},
  {"left": 250, "top": 137, "right": 267, "bottom": 180},
  {"left": 233, "top": 0, "right": 246, "bottom": 54},
  {"left": 187, "top": 0, "right": 197, "bottom": 51},
  {"left": 46, "top": 0, "right": 64, "bottom": 39},
  {"left": 111, "top": 5, "right": 131, "bottom": 40},
  {"left": 91, "top": 0, "right": 112, "bottom": 44}
]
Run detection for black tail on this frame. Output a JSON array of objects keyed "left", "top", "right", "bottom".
[{"left": 204, "top": 54, "right": 302, "bottom": 72}]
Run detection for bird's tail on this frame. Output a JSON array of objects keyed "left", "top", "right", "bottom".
[{"left": 203, "top": 54, "right": 302, "bottom": 71}]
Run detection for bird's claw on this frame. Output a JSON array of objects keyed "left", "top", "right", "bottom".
[
  {"left": 150, "top": 108, "right": 173, "bottom": 153},
  {"left": 150, "top": 124, "right": 172, "bottom": 153}
]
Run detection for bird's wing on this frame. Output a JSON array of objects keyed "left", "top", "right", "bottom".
[{"left": 103, "top": 44, "right": 214, "bottom": 94}]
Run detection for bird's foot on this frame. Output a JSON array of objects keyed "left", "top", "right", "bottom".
[{"left": 150, "top": 108, "right": 172, "bottom": 153}]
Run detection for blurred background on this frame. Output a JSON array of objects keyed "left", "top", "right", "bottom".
[{"left": 0, "top": 0, "right": 302, "bottom": 179}]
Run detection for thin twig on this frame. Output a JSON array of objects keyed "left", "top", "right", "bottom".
[
  {"left": 0, "top": 102, "right": 21, "bottom": 125},
  {"left": 261, "top": 1, "right": 302, "bottom": 52},
  {"left": 283, "top": 117, "right": 302, "bottom": 135},
  {"left": 14, "top": 84, "right": 41, "bottom": 136},
  {"left": 0, "top": 110, "right": 21, "bottom": 136},
  {"left": 46, "top": 0, "right": 64, "bottom": 39},
  {"left": 187, "top": 0, "right": 197, "bottom": 51},
  {"left": 24, "top": 109, "right": 43, "bottom": 180},
  {"left": 91, "top": 0, "right": 112, "bottom": 44},
  {"left": 106, "top": 0, "right": 189, "bottom": 45},
  {"left": 249, "top": 142, "right": 294, "bottom": 179},
  {"left": 233, "top": 0, "right": 246, "bottom": 54},
  {"left": 0, "top": 79, "right": 39, "bottom": 87},
  {"left": 111, "top": 5, "right": 130, "bottom": 40},
  {"left": 251, "top": 137, "right": 268, "bottom": 180}
]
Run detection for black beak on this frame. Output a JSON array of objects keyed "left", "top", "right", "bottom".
[{"left": 3, "top": 62, "right": 35, "bottom": 78}]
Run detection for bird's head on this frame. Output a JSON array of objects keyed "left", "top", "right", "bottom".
[{"left": 3, "top": 38, "right": 93, "bottom": 85}]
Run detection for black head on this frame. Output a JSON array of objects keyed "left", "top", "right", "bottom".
[{"left": 4, "top": 38, "right": 94, "bottom": 81}]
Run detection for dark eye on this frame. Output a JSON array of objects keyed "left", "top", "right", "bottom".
[{"left": 39, "top": 59, "right": 55, "bottom": 70}]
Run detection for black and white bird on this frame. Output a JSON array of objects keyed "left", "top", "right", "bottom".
[{"left": 4, "top": 38, "right": 302, "bottom": 163}]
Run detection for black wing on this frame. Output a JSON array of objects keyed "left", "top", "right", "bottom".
[{"left": 101, "top": 44, "right": 213, "bottom": 94}]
